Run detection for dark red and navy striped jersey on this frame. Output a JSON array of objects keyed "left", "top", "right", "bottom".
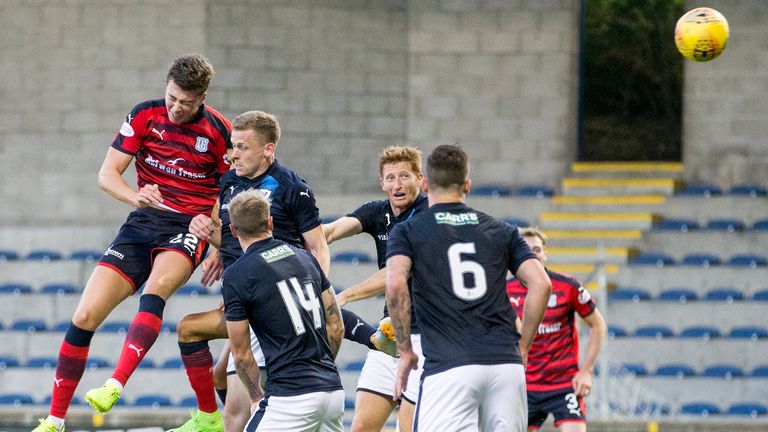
[
  {"left": 111, "top": 99, "right": 232, "bottom": 216},
  {"left": 506, "top": 269, "right": 597, "bottom": 391}
]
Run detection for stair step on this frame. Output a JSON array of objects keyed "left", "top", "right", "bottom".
[
  {"left": 571, "top": 162, "right": 684, "bottom": 178},
  {"left": 544, "top": 229, "right": 643, "bottom": 240},
  {"left": 547, "top": 263, "right": 619, "bottom": 276},
  {"left": 540, "top": 213, "right": 657, "bottom": 230},
  {"left": 552, "top": 195, "right": 667, "bottom": 206},
  {"left": 546, "top": 246, "right": 634, "bottom": 264},
  {"left": 562, "top": 178, "right": 678, "bottom": 196}
]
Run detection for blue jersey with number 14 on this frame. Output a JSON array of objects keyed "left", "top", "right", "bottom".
[{"left": 386, "top": 202, "right": 536, "bottom": 377}]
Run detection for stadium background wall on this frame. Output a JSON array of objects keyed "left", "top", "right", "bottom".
[{"left": 0, "top": 0, "right": 765, "bottom": 226}]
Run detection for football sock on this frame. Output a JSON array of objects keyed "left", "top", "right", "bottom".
[
  {"left": 50, "top": 324, "right": 94, "bottom": 418},
  {"left": 341, "top": 308, "right": 376, "bottom": 349},
  {"left": 112, "top": 294, "right": 164, "bottom": 386},
  {"left": 215, "top": 387, "right": 227, "bottom": 405},
  {"left": 179, "top": 340, "right": 218, "bottom": 413}
]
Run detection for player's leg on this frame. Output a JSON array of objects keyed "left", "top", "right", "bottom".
[
  {"left": 350, "top": 349, "right": 401, "bottom": 431},
  {"left": 558, "top": 421, "right": 587, "bottom": 432},
  {"left": 34, "top": 266, "right": 134, "bottom": 432},
  {"left": 478, "top": 363, "right": 527, "bottom": 432},
  {"left": 213, "top": 341, "right": 230, "bottom": 405},
  {"left": 224, "top": 371, "right": 254, "bottom": 432},
  {"left": 245, "top": 391, "right": 343, "bottom": 432},
  {"left": 415, "top": 366, "right": 481, "bottom": 432},
  {"left": 318, "top": 389, "right": 345, "bottom": 432},
  {"left": 351, "top": 391, "right": 398, "bottom": 432},
  {"left": 397, "top": 333, "right": 425, "bottom": 431}
]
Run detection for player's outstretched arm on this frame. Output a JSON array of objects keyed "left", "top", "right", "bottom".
[
  {"left": 515, "top": 258, "right": 552, "bottom": 365},
  {"left": 200, "top": 248, "right": 224, "bottom": 287},
  {"left": 302, "top": 225, "right": 331, "bottom": 275},
  {"left": 321, "top": 288, "right": 344, "bottom": 358},
  {"left": 227, "top": 319, "right": 264, "bottom": 406},
  {"left": 386, "top": 254, "right": 417, "bottom": 399},
  {"left": 99, "top": 147, "right": 162, "bottom": 208},
  {"left": 323, "top": 216, "right": 363, "bottom": 245},
  {"left": 336, "top": 267, "right": 386, "bottom": 307},
  {"left": 573, "top": 308, "right": 607, "bottom": 396}
]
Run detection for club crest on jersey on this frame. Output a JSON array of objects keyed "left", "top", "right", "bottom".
[
  {"left": 577, "top": 286, "right": 592, "bottom": 304},
  {"left": 195, "top": 136, "right": 209, "bottom": 152},
  {"left": 547, "top": 294, "right": 558, "bottom": 308}
]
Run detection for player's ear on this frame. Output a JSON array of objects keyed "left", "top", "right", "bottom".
[
  {"left": 463, "top": 179, "right": 471, "bottom": 195},
  {"left": 230, "top": 224, "right": 238, "bottom": 238},
  {"left": 198, "top": 91, "right": 207, "bottom": 106},
  {"left": 420, "top": 176, "right": 429, "bottom": 192},
  {"left": 264, "top": 142, "right": 276, "bottom": 157},
  {"left": 268, "top": 216, "right": 274, "bottom": 233},
  {"left": 379, "top": 178, "right": 385, "bottom": 192}
]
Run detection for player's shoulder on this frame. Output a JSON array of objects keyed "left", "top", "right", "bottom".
[{"left": 129, "top": 99, "right": 165, "bottom": 116}]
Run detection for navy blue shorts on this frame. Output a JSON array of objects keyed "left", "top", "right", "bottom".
[
  {"left": 98, "top": 207, "right": 208, "bottom": 291},
  {"left": 527, "top": 387, "right": 586, "bottom": 429}
]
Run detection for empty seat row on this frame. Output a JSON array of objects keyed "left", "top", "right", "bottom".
[
  {"left": 0, "top": 355, "right": 188, "bottom": 370},
  {"left": 0, "top": 392, "right": 202, "bottom": 408},
  {"left": 471, "top": 184, "right": 554, "bottom": 198},
  {"left": 609, "top": 287, "right": 768, "bottom": 303},
  {"left": 629, "top": 252, "right": 767, "bottom": 268},
  {"left": 0, "top": 249, "right": 104, "bottom": 262},
  {"left": 0, "top": 319, "right": 179, "bottom": 334},
  {"left": 608, "top": 324, "right": 768, "bottom": 340},
  {"left": 655, "top": 217, "right": 768, "bottom": 232},
  {"left": 609, "top": 362, "right": 768, "bottom": 379},
  {"left": 677, "top": 183, "right": 767, "bottom": 198},
  {"left": 679, "top": 401, "right": 767, "bottom": 417},
  {"left": 0, "top": 282, "right": 218, "bottom": 296}
]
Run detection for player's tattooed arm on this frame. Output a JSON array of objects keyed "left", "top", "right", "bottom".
[
  {"left": 386, "top": 255, "right": 414, "bottom": 353},
  {"left": 321, "top": 288, "right": 344, "bottom": 357},
  {"left": 227, "top": 319, "right": 264, "bottom": 403}
]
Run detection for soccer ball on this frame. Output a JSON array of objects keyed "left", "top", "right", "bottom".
[{"left": 674, "top": 7, "right": 729, "bottom": 62}]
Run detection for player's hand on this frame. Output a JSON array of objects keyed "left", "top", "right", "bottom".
[
  {"left": 136, "top": 184, "right": 163, "bottom": 208},
  {"left": 190, "top": 214, "right": 216, "bottom": 240},
  {"left": 572, "top": 369, "right": 593, "bottom": 397},
  {"left": 394, "top": 349, "right": 418, "bottom": 400},
  {"left": 519, "top": 342, "right": 529, "bottom": 370},
  {"left": 200, "top": 251, "right": 224, "bottom": 287}
]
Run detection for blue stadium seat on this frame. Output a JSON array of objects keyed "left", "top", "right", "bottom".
[
  {"left": 634, "top": 402, "right": 671, "bottom": 416},
  {"left": 26, "top": 249, "right": 62, "bottom": 261},
  {"left": 101, "top": 321, "right": 130, "bottom": 333},
  {"left": 678, "top": 183, "right": 722, "bottom": 197},
  {"left": 502, "top": 217, "right": 530, "bottom": 228},
  {"left": 43, "top": 395, "right": 83, "bottom": 406},
  {"left": 472, "top": 184, "right": 513, "bottom": 197},
  {"left": 137, "top": 358, "right": 157, "bottom": 369},
  {"left": 345, "top": 398, "right": 356, "bottom": 410},
  {"left": 728, "top": 326, "right": 768, "bottom": 341},
  {"left": 727, "top": 402, "right": 768, "bottom": 417},
  {"left": 40, "top": 283, "right": 79, "bottom": 295},
  {"left": 607, "top": 325, "right": 628, "bottom": 338},
  {"left": 517, "top": 184, "right": 554, "bottom": 198},
  {"left": 0, "top": 355, "right": 20, "bottom": 369},
  {"left": 634, "top": 325, "right": 674, "bottom": 339},
  {"left": 86, "top": 357, "right": 111, "bottom": 369},
  {"left": 655, "top": 364, "right": 696, "bottom": 378},
  {"left": 161, "top": 322, "right": 178, "bottom": 334},
  {"left": 658, "top": 288, "right": 698, "bottom": 303},
  {"left": 26, "top": 356, "right": 58, "bottom": 369},
  {"left": 729, "top": 184, "right": 767, "bottom": 197},
  {"left": 706, "top": 218, "right": 746, "bottom": 232},
  {"left": 0, "top": 393, "right": 35, "bottom": 406},
  {"left": 52, "top": 321, "right": 71, "bottom": 332},
  {"left": 681, "top": 253, "right": 721, "bottom": 267},
  {"left": 727, "top": 254, "right": 768, "bottom": 268},
  {"left": 10, "top": 319, "right": 47, "bottom": 332},
  {"left": 0, "top": 283, "right": 33, "bottom": 295},
  {"left": 177, "top": 283, "right": 209, "bottom": 296},
  {"left": 342, "top": 360, "right": 366, "bottom": 371},
  {"left": 0, "top": 250, "right": 19, "bottom": 261},
  {"left": 332, "top": 251, "right": 373, "bottom": 264},
  {"left": 621, "top": 363, "right": 648, "bottom": 377},
  {"left": 680, "top": 326, "right": 721, "bottom": 340},
  {"left": 70, "top": 249, "right": 103, "bottom": 261},
  {"left": 680, "top": 402, "right": 721, "bottom": 416},
  {"left": 654, "top": 218, "right": 699, "bottom": 232},
  {"left": 179, "top": 395, "right": 198, "bottom": 407},
  {"left": 134, "top": 394, "right": 172, "bottom": 408},
  {"left": 162, "top": 358, "right": 184, "bottom": 369},
  {"left": 704, "top": 287, "right": 744, "bottom": 302},
  {"left": 751, "top": 365, "right": 768, "bottom": 377},
  {"left": 629, "top": 252, "right": 674, "bottom": 267},
  {"left": 752, "top": 219, "right": 768, "bottom": 231},
  {"left": 608, "top": 287, "right": 651, "bottom": 302},
  {"left": 701, "top": 364, "right": 744, "bottom": 379},
  {"left": 753, "top": 289, "right": 768, "bottom": 301}
]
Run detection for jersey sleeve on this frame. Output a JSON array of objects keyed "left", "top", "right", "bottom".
[
  {"left": 288, "top": 182, "right": 322, "bottom": 234},
  {"left": 214, "top": 118, "right": 232, "bottom": 175},
  {"left": 385, "top": 222, "right": 413, "bottom": 260},
  {"left": 348, "top": 200, "right": 380, "bottom": 234},
  {"left": 571, "top": 281, "right": 597, "bottom": 317},
  {"left": 222, "top": 273, "right": 248, "bottom": 322},
  {"left": 111, "top": 104, "right": 150, "bottom": 155},
  {"left": 507, "top": 225, "right": 538, "bottom": 274}
]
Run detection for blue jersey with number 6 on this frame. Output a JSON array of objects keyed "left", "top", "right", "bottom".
[{"left": 386, "top": 202, "right": 536, "bottom": 377}]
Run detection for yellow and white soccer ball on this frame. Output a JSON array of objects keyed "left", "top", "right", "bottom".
[{"left": 674, "top": 7, "right": 729, "bottom": 62}]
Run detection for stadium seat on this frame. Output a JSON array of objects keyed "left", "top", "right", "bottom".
[
  {"left": 704, "top": 287, "right": 744, "bottom": 302},
  {"left": 729, "top": 184, "right": 767, "bottom": 197},
  {"left": 43, "top": 395, "right": 83, "bottom": 405},
  {"left": 701, "top": 364, "right": 744, "bottom": 379},
  {"left": 472, "top": 184, "right": 513, "bottom": 197},
  {"left": 517, "top": 184, "right": 554, "bottom": 198},
  {"left": 332, "top": 251, "right": 373, "bottom": 264},
  {"left": 0, "top": 393, "right": 35, "bottom": 406},
  {"left": 176, "top": 283, "right": 209, "bottom": 296},
  {"left": 342, "top": 360, "right": 366, "bottom": 371},
  {"left": 706, "top": 218, "right": 746, "bottom": 232},
  {"left": 10, "top": 319, "right": 47, "bottom": 332},
  {"left": 0, "top": 249, "right": 19, "bottom": 261},
  {"left": 752, "top": 219, "right": 768, "bottom": 231},
  {"left": 70, "top": 249, "right": 103, "bottom": 261},
  {"left": 728, "top": 326, "right": 768, "bottom": 341},
  {"left": 162, "top": 358, "right": 184, "bottom": 369},
  {"left": 40, "top": 283, "right": 79, "bottom": 295},
  {"left": 680, "top": 402, "right": 721, "bottom": 416},
  {"left": 678, "top": 183, "right": 722, "bottom": 197},
  {"left": 345, "top": 398, "right": 356, "bottom": 410},
  {"left": 137, "top": 358, "right": 157, "bottom": 369},
  {"left": 629, "top": 252, "right": 674, "bottom": 267},
  {"left": 751, "top": 365, "right": 768, "bottom": 377},
  {"left": 134, "top": 394, "right": 172, "bottom": 408},
  {"left": 727, "top": 254, "right": 768, "bottom": 268},
  {"left": 26, "top": 249, "right": 62, "bottom": 261},
  {"left": 681, "top": 253, "right": 721, "bottom": 267},
  {"left": 26, "top": 356, "right": 58, "bottom": 369},
  {"left": 0, "top": 283, "right": 33, "bottom": 295},
  {"left": 161, "top": 322, "right": 178, "bottom": 334},
  {"left": 634, "top": 325, "right": 674, "bottom": 339},
  {"left": 727, "top": 402, "right": 768, "bottom": 417},
  {"left": 86, "top": 357, "right": 111, "bottom": 369},
  {"left": 621, "top": 363, "right": 648, "bottom": 377},
  {"left": 52, "top": 321, "right": 71, "bottom": 332},
  {"left": 753, "top": 289, "right": 768, "bottom": 301},
  {"left": 502, "top": 217, "right": 530, "bottom": 228},
  {"left": 607, "top": 325, "right": 628, "bottom": 338},
  {"left": 100, "top": 321, "right": 130, "bottom": 333},
  {"left": 657, "top": 288, "right": 698, "bottom": 303},
  {"left": 608, "top": 287, "right": 651, "bottom": 302},
  {"left": 654, "top": 218, "right": 699, "bottom": 232},
  {"left": 179, "top": 395, "right": 198, "bottom": 407},
  {"left": 634, "top": 402, "right": 671, "bottom": 416},
  {"left": 655, "top": 364, "right": 696, "bottom": 378},
  {"left": 680, "top": 325, "right": 721, "bottom": 340},
  {"left": 0, "top": 355, "right": 20, "bottom": 369}
]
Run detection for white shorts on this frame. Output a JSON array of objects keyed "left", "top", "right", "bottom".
[
  {"left": 227, "top": 326, "right": 266, "bottom": 373},
  {"left": 245, "top": 389, "right": 345, "bottom": 432},
  {"left": 415, "top": 363, "right": 527, "bottom": 432},
  {"left": 356, "top": 333, "right": 424, "bottom": 403}
]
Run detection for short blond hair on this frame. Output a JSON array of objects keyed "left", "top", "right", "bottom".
[
  {"left": 518, "top": 227, "right": 548, "bottom": 246},
  {"left": 233, "top": 111, "right": 281, "bottom": 146},
  {"left": 378, "top": 145, "right": 422, "bottom": 177},
  {"left": 229, "top": 190, "right": 271, "bottom": 238}
]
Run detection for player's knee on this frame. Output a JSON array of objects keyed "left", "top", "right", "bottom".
[
  {"left": 177, "top": 315, "right": 204, "bottom": 342},
  {"left": 71, "top": 309, "right": 103, "bottom": 331}
]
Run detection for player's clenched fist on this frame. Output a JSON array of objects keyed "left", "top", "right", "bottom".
[
  {"left": 136, "top": 183, "right": 163, "bottom": 208},
  {"left": 190, "top": 214, "right": 216, "bottom": 240}
]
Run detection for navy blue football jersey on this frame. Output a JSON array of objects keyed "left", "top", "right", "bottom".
[
  {"left": 223, "top": 237, "right": 342, "bottom": 396},
  {"left": 386, "top": 202, "right": 537, "bottom": 376},
  {"left": 218, "top": 161, "right": 321, "bottom": 268}
]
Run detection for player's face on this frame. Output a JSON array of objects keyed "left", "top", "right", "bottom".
[
  {"left": 523, "top": 235, "right": 547, "bottom": 263},
  {"left": 380, "top": 162, "right": 422, "bottom": 215},
  {"left": 230, "top": 129, "right": 274, "bottom": 179},
  {"left": 165, "top": 80, "right": 206, "bottom": 125}
]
